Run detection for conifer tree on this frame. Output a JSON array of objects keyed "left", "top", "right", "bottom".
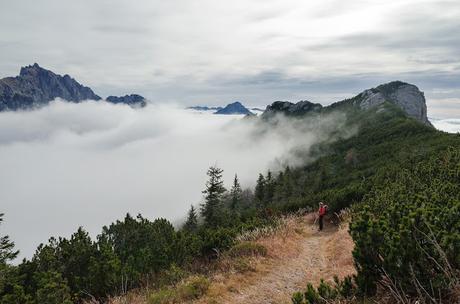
[
  {"left": 0, "top": 213, "right": 18, "bottom": 264},
  {"left": 183, "top": 205, "right": 198, "bottom": 232},
  {"left": 254, "top": 173, "right": 266, "bottom": 204},
  {"left": 200, "top": 166, "right": 226, "bottom": 227},
  {"left": 230, "top": 174, "right": 242, "bottom": 210},
  {"left": 264, "top": 170, "right": 275, "bottom": 204}
]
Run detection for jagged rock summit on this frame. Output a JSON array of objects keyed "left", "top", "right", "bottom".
[
  {"left": 0, "top": 63, "right": 101, "bottom": 111},
  {"left": 261, "top": 81, "right": 431, "bottom": 125},
  {"left": 0, "top": 64, "right": 146, "bottom": 111},
  {"left": 214, "top": 101, "right": 253, "bottom": 115}
]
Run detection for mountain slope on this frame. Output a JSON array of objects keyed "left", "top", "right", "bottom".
[{"left": 256, "top": 100, "right": 459, "bottom": 214}]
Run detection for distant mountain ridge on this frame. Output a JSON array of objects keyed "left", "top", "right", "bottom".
[
  {"left": 106, "top": 94, "right": 146, "bottom": 107},
  {"left": 214, "top": 101, "right": 253, "bottom": 115},
  {"left": 187, "top": 106, "right": 223, "bottom": 111},
  {"left": 187, "top": 102, "right": 254, "bottom": 115},
  {"left": 262, "top": 81, "right": 431, "bottom": 126},
  {"left": 0, "top": 64, "right": 145, "bottom": 111}
]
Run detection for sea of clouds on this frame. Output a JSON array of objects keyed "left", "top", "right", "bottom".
[
  {"left": 0, "top": 100, "right": 353, "bottom": 260},
  {"left": 430, "top": 118, "right": 460, "bottom": 133}
]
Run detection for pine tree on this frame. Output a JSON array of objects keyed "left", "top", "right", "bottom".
[
  {"left": 254, "top": 173, "right": 266, "bottom": 204},
  {"left": 183, "top": 205, "right": 198, "bottom": 232},
  {"left": 200, "top": 166, "right": 226, "bottom": 227},
  {"left": 230, "top": 174, "right": 242, "bottom": 210},
  {"left": 282, "top": 166, "right": 293, "bottom": 198},
  {"left": 0, "top": 213, "right": 18, "bottom": 264},
  {"left": 264, "top": 170, "right": 275, "bottom": 204}
]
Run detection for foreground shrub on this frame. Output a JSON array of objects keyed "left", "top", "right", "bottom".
[
  {"left": 148, "top": 288, "right": 176, "bottom": 304},
  {"left": 291, "top": 277, "right": 356, "bottom": 304},
  {"left": 232, "top": 258, "right": 256, "bottom": 273},
  {"left": 350, "top": 147, "right": 460, "bottom": 299},
  {"left": 154, "top": 264, "right": 188, "bottom": 288},
  {"left": 228, "top": 242, "right": 267, "bottom": 257},
  {"left": 148, "top": 275, "right": 210, "bottom": 304},
  {"left": 176, "top": 275, "right": 210, "bottom": 300}
]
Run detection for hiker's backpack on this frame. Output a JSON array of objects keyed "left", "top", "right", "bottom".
[{"left": 319, "top": 205, "right": 327, "bottom": 216}]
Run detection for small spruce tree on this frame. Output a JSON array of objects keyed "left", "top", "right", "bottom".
[
  {"left": 230, "top": 174, "right": 242, "bottom": 210},
  {"left": 264, "top": 170, "right": 275, "bottom": 204},
  {"left": 183, "top": 205, "right": 198, "bottom": 232},
  {"left": 200, "top": 166, "right": 226, "bottom": 227},
  {"left": 254, "top": 173, "right": 266, "bottom": 204}
]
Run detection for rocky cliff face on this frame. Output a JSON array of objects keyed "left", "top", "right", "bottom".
[
  {"left": 353, "top": 81, "right": 430, "bottom": 125},
  {"left": 0, "top": 63, "right": 101, "bottom": 111}
]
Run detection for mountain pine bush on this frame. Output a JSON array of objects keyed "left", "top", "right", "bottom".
[{"left": 350, "top": 147, "right": 460, "bottom": 299}]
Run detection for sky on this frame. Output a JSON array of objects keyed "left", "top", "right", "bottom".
[{"left": 0, "top": 0, "right": 459, "bottom": 117}]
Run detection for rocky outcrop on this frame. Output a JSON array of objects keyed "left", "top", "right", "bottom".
[
  {"left": 261, "top": 81, "right": 431, "bottom": 126},
  {"left": 0, "top": 63, "right": 101, "bottom": 111},
  {"left": 214, "top": 101, "right": 253, "bottom": 115},
  {"left": 261, "top": 100, "right": 323, "bottom": 119},
  {"left": 352, "top": 81, "right": 430, "bottom": 125},
  {"left": 106, "top": 94, "right": 146, "bottom": 107}
]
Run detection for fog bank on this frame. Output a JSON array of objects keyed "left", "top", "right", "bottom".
[{"left": 0, "top": 100, "right": 351, "bottom": 260}]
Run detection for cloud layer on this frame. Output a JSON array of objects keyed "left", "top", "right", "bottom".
[{"left": 0, "top": 100, "right": 350, "bottom": 260}]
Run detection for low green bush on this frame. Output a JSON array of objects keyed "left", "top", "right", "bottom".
[
  {"left": 233, "top": 258, "right": 256, "bottom": 273},
  {"left": 291, "top": 276, "right": 357, "bottom": 304},
  {"left": 350, "top": 148, "right": 460, "bottom": 298},
  {"left": 176, "top": 275, "right": 210, "bottom": 301},
  {"left": 148, "top": 275, "right": 210, "bottom": 304},
  {"left": 155, "top": 264, "right": 187, "bottom": 288},
  {"left": 291, "top": 291, "right": 304, "bottom": 304},
  {"left": 148, "top": 288, "right": 176, "bottom": 304}
]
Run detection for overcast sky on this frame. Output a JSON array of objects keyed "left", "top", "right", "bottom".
[{"left": 1, "top": 0, "right": 459, "bottom": 116}]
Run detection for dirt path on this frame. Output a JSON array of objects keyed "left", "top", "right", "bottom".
[{"left": 200, "top": 215, "right": 355, "bottom": 304}]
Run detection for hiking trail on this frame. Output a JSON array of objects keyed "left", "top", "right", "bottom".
[{"left": 196, "top": 213, "right": 355, "bottom": 304}]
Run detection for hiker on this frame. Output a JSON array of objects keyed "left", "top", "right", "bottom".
[{"left": 317, "top": 202, "right": 328, "bottom": 231}]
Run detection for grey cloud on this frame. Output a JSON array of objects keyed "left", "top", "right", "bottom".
[
  {"left": 91, "top": 25, "right": 152, "bottom": 35},
  {"left": 0, "top": 0, "right": 459, "bottom": 117}
]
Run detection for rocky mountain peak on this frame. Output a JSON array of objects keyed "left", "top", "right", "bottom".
[
  {"left": 0, "top": 63, "right": 102, "bottom": 111},
  {"left": 214, "top": 101, "right": 253, "bottom": 115},
  {"left": 354, "top": 81, "right": 430, "bottom": 125},
  {"left": 261, "top": 81, "right": 431, "bottom": 125}
]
